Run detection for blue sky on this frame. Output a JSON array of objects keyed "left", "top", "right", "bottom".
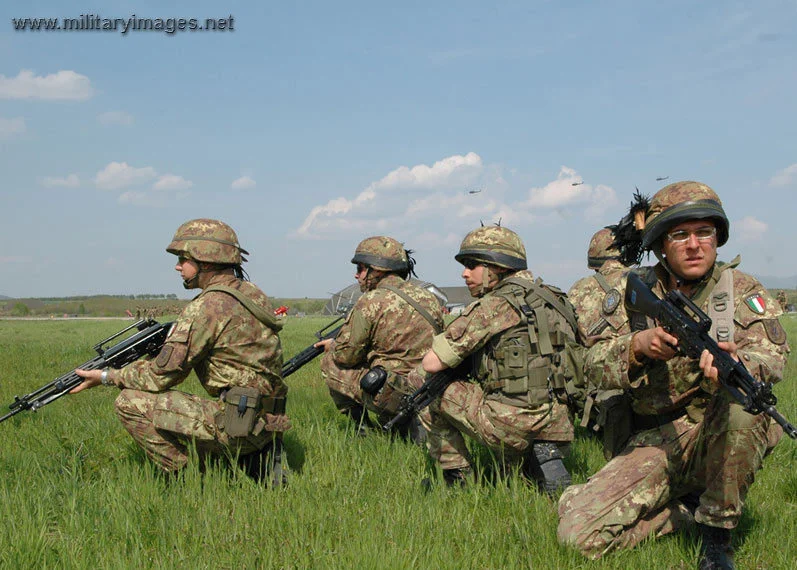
[{"left": 1, "top": 1, "right": 796, "bottom": 300}]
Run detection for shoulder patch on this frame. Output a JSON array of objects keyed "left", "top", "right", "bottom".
[
  {"left": 763, "top": 319, "right": 787, "bottom": 345},
  {"left": 602, "top": 289, "right": 622, "bottom": 315},
  {"left": 744, "top": 293, "right": 766, "bottom": 315}
]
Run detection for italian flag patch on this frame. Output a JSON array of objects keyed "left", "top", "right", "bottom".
[{"left": 745, "top": 294, "right": 766, "bottom": 314}]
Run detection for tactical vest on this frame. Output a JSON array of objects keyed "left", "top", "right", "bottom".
[{"left": 480, "top": 277, "right": 583, "bottom": 408}]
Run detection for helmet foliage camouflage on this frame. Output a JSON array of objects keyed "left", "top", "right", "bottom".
[
  {"left": 455, "top": 226, "right": 527, "bottom": 270},
  {"left": 351, "top": 236, "right": 409, "bottom": 272},
  {"left": 587, "top": 228, "right": 620, "bottom": 270},
  {"left": 166, "top": 219, "right": 249, "bottom": 265},
  {"left": 641, "top": 181, "right": 729, "bottom": 249}
]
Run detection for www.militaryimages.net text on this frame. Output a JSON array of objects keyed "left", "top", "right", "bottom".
[{"left": 11, "top": 14, "right": 235, "bottom": 35}]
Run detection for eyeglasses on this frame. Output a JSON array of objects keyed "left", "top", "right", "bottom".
[
  {"left": 461, "top": 259, "right": 483, "bottom": 270},
  {"left": 355, "top": 263, "right": 368, "bottom": 274},
  {"left": 665, "top": 226, "right": 717, "bottom": 244},
  {"left": 177, "top": 255, "right": 190, "bottom": 264}
]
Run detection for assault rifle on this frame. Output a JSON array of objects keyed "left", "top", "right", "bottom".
[
  {"left": 625, "top": 272, "right": 797, "bottom": 439},
  {"left": 382, "top": 366, "right": 460, "bottom": 431},
  {"left": 0, "top": 319, "right": 174, "bottom": 424},
  {"left": 281, "top": 305, "right": 352, "bottom": 378}
]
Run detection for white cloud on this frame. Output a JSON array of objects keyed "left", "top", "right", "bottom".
[
  {"left": 94, "top": 162, "right": 157, "bottom": 190},
  {"left": 0, "top": 116, "right": 26, "bottom": 138},
  {"left": 769, "top": 163, "right": 797, "bottom": 187},
  {"left": 0, "top": 69, "right": 94, "bottom": 101},
  {"left": 735, "top": 216, "right": 768, "bottom": 242},
  {"left": 295, "top": 152, "right": 484, "bottom": 237},
  {"left": 153, "top": 174, "right": 193, "bottom": 191},
  {"left": 292, "top": 155, "right": 618, "bottom": 267},
  {"left": 40, "top": 174, "right": 80, "bottom": 188},
  {"left": 231, "top": 176, "right": 256, "bottom": 190},
  {"left": 97, "top": 111, "right": 134, "bottom": 126}
]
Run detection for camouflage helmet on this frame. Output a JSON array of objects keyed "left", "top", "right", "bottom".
[
  {"left": 351, "top": 236, "right": 409, "bottom": 272},
  {"left": 641, "top": 181, "right": 729, "bottom": 250},
  {"left": 587, "top": 228, "right": 620, "bottom": 270},
  {"left": 455, "top": 226, "right": 527, "bottom": 270},
  {"left": 166, "top": 219, "right": 249, "bottom": 265}
]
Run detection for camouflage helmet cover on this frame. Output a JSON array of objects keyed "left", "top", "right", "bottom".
[
  {"left": 455, "top": 226, "right": 527, "bottom": 270},
  {"left": 351, "top": 236, "right": 409, "bottom": 272},
  {"left": 166, "top": 218, "right": 249, "bottom": 265},
  {"left": 641, "top": 181, "right": 729, "bottom": 249},
  {"left": 587, "top": 227, "right": 620, "bottom": 270}
]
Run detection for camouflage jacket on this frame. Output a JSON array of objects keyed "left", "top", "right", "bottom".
[
  {"left": 331, "top": 274, "right": 444, "bottom": 376},
  {"left": 110, "top": 274, "right": 285, "bottom": 398},
  {"left": 568, "top": 261, "right": 628, "bottom": 348},
  {"left": 431, "top": 269, "right": 545, "bottom": 375},
  {"left": 584, "top": 261, "right": 790, "bottom": 416}
]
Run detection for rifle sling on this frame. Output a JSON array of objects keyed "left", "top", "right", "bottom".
[
  {"left": 202, "top": 285, "right": 283, "bottom": 331},
  {"left": 380, "top": 284, "right": 443, "bottom": 334}
]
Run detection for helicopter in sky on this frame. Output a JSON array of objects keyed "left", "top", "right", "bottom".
[
  {"left": 655, "top": 176, "right": 669, "bottom": 182},
  {"left": 467, "top": 188, "right": 483, "bottom": 194}
]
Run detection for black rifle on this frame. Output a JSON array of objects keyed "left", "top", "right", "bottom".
[
  {"left": 382, "top": 367, "right": 460, "bottom": 431},
  {"left": 0, "top": 319, "right": 173, "bottom": 424},
  {"left": 625, "top": 272, "right": 796, "bottom": 439},
  {"left": 281, "top": 307, "right": 351, "bottom": 378}
]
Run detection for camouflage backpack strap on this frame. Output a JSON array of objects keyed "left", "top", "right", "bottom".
[
  {"left": 593, "top": 272, "right": 612, "bottom": 293},
  {"left": 380, "top": 284, "right": 443, "bottom": 334},
  {"left": 202, "top": 284, "right": 284, "bottom": 331},
  {"left": 707, "top": 261, "right": 737, "bottom": 343},
  {"left": 502, "top": 277, "right": 578, "bottom": 355}
]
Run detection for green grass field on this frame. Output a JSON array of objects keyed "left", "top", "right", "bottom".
[{"left": 0, "top": 316, "right": 795, "bottom": 569}]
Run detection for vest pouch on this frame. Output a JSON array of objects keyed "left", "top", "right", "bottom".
[
  {"left": 598, "top": 391, "right": 632, "bottom": 460},
  {"left": 222, "top": 386, "right": 262, "bottom": 438},
  {"left": 360, "top": 366, "right": 388, "bottom": 396}
]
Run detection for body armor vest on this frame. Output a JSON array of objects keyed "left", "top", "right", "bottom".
[{"left": 479, "top": 277, "right": 581, "bottom": 408}]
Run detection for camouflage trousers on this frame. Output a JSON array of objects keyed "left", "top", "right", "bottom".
[
  {"left": 320, "top": 353, "right": 417, "bottom": 425},
  {"left": 424, "top": 379, "right": 574, "bottom": 471},
  {"left": 557, "top": 391, "right": 771, "bottom": 559},
  {"left": 114, "top": 389, "right": 275, "bottom": 473}
]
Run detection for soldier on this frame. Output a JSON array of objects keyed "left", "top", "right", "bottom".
[
  {"left": 315, "top": 236, "right": 444, "bottom": 440},
  {"left": 567, "top": 227, "right": 633, "bottom": 455},
  {"left": 557, "top": 182, "right": 790, "bottom": 568},
  {"left": 73, "top": 219, "right": 290, "bottom": 485},
  {"left": 418, "top": 226, "right": 581, "bottom": 493},
  {"left": 776, "top": 290, "right": 788, "bottom": 311}
]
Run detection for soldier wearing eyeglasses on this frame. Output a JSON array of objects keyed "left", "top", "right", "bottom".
[{"left": 557, "top": 182, "right": 789, "bottom": 569}]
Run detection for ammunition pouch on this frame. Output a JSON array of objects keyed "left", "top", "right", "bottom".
[
  {"left": 597, "top": 391, "right": 632, "bottom": 460},
  {"left": 360, "top": 366, "right": 388, "bottom": 396},
  {"left": 221, "top": 386, "right": 287, "bottom": 438}
]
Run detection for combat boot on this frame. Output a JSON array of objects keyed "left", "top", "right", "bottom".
[
  {"left": 422, "top": 466, "right": 472, "bottom": 491},
  {"left": 347, "top": 404, "right": 373, "bottom": 437},
  {"left": 239, "top": 439, "right": 288, "bottom": 488},
  {"left": 698, "top": 524, "right": 735, "bottom": 570},
  {"left": 394, "top": 414, "right": 427, "bottom": 447},
  {"left": 523, "top": 441, "right": 572, "bottom": 496},
  {"left": 442, "top": 467, "right": 472, "bottom": 487}
]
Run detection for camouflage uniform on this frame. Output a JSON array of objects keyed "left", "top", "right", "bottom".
[
  {"left": 568, "top": 227, "right": 631, "bottom": 445},
  {"left": 557, "top": 182, "right": 790, "bottom": 560},
  {"left": 777, "top": 290, "right": 788, "bottom": 311},
  {"left": 423, "top": 227, "right": 578, "bottom": 490},
  {"left": 322, "top": 236, "right": 444, "bottom": 426},
  {"left": 106, "top": 220, "right": 289, "bottom": 473},
  {"left": 322, "top": 274, "right": 444, "bottom": 424},
  {"left": 425, "top": 269, "right": 575, "bottom": 470}
]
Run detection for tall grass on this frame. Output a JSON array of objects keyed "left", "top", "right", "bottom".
[{"left": 0, "top": 316, "right": 795, "bottom": 569}]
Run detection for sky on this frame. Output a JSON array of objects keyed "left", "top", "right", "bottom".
[{"left": 1, "top": 1, "right": 796, "bottom": 300}]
